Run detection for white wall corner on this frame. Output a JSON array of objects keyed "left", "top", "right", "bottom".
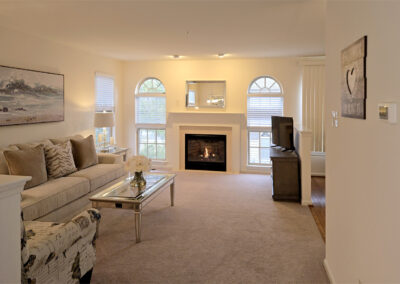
[
  {"left": 0, "top": 175, "right": 31, "bottom": 199},
  {"left": 0, "top": 175, "right": 31, "bottom": 284},
  {"left": 294, "top": 126, "right": 312, "bottom": 206},
  {"left": 324, "top": 258, "right": 336, "bottom": 284}
]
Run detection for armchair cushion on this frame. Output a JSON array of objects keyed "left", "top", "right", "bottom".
[{"left": 22, "top": 208, "right": 101, "bottom": 284}]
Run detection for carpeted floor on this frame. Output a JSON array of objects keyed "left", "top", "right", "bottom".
[{"left": 92, "top": 172, "right": 328, "bottom": 283}]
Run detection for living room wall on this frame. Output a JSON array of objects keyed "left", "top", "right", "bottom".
[
  {"left": 121, "top": 58, "right": 303, "bottom": 157},
  {"left": 325, "top": 1, "right": 400, "bottom": 282},
  {"left": 0, "top": 26, "right": 123, "bottom": 147}
]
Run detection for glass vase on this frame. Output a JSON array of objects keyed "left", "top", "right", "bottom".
[{"left": 130, "top": 171, "right": 146, "bottom": 189}]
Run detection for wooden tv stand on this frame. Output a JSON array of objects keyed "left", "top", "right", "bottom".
[{"left": 270, "top": 147, "right": 300, "bottom": 202}]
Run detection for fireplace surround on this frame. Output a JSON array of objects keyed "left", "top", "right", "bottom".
[{"left": 185, "top": 134, "right": 227, "bottom": 171}]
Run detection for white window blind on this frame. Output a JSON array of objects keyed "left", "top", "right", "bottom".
[
  {"left": 96, "top": 75, "right": 114, "bottom": 112},
  {"left": 247, "top": 96, "right": 284, "bottom": 127},
  {"left": 136, "top": 97, "right": 166, "bottom": 124}
]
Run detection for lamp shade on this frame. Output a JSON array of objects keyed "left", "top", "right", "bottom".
[{"left": 94, "top": 112, "right": 115, "bottom": 128}]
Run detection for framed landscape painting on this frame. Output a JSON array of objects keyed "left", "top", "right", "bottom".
[{"left": 0, "top": 65, "right": 64, "bottom": 126}]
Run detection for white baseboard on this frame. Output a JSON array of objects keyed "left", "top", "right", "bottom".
[
  {"left": 311, "top": 172, "right": 326, "bottom": 177},
  {"left": 323, "top": 258, "right": 336, "bottom": 284},
  {"left": 301, "top": 199, "right": 313, "bottom": 206},
  {"left": 311, "top": 152, "right": 325, "bottom": 177}
]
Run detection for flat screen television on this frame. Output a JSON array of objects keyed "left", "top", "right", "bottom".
[{"left": 271, "top": 116, "right": 294, "bottom": 151}]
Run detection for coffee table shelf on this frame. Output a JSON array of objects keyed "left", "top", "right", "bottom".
[{"left": 90, "top": 173, "right": 176, "bottom": 243}]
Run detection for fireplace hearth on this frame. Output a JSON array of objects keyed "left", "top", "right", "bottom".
[{"left": 185, "top": 134, "right": 227, "bottom": 171}]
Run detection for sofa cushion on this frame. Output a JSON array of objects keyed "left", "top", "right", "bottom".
[
  {"left": 50, "top": 135, "right": 83, "bottom": 145},
  {"left": 44, "top": 141, "right": 77, "bottom": 178},
  {"left": 16, "top": 139, "right": 53, "bottom": 150},
  {"left": 21, "top": 176, "right": 90, "bottom": 221},
  {"left": 70, "top": 135, "right": 98, "bottom": 170},
  {"left": 0, "top": 145, "right": 19, "bottom": 174},
  {"left": 69, "top": 163, "right": 125, "bottom": 191},
  {"left": 4, "top": 145, "right": 48, "bottom": 189}
]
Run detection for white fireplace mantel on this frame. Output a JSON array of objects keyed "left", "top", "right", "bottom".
[{"left": 167, "top": 112, "right": 245, "bottom": 174}]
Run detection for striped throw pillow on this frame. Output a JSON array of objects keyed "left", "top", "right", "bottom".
[{"left": 44, "top": 141, "right": 77, "bottom": 178}]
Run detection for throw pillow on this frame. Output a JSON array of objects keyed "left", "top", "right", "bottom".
[
  {"left": 44, "top": 141, "right": 77, "bottom": 178},
  {"left": 16, "top": 139, "right": 53, "bottom": 150},
  {"left": 50, "top": 135, "right": 84, "bottom": 145},
  {"left": 0, "top": 145, "right": 19, "bottom": 174},
  {"left": 4, "top": 145, "right": 48, "bottom": 189},
  {"left": 70, "top": 135, "right": 98, "bottom": 170}
]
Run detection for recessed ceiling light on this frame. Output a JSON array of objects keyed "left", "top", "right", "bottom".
[
  {"left": 172, "top": 55, "right": 180, "bottom": 59},
  {"left": 218, "top": 53, "right": 225, "bottom": 58}
]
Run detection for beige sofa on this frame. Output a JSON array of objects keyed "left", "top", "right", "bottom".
[{"left": 0, "top": 135, "right": 126, "bottom": 222}]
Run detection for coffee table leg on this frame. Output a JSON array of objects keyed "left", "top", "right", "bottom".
[
  {"left": 170, "top": 182, "right": 175, "bottom": 207},
  {"left": 134, "top": 211, "right": 142, "bottom": 243}
]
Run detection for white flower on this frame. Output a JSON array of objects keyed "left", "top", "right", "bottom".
[{"left": 125, "top": 155, "right": 151, "bottom": 173}]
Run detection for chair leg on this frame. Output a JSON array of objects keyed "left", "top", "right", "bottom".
[{"left": 80, "top": 269, "right": 93, "bottom": 284}]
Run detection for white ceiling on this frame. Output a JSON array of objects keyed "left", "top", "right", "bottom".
[{"left": 0, "top": 0, "right": 326, "bottom": 60}]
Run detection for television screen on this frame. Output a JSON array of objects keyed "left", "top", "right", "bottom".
[
  {"left": 279, "top": 117, "right": 294, "bottom": 150},
  {"left": 271, "top": 116, "right": 280, "bottom": 146},
  {"left": 271, "top": 116, "right": 294, "bottom": 151}
]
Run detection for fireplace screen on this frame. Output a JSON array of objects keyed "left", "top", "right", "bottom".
[{"left": 185, "top": 134, "right": 226, "bottom": 171}]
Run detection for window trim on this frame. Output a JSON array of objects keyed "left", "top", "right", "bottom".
[
  {"left": 246, "top": 75, "right": 283, "bottom": 166},
  {"left": 136, "top": 127, "right": 167, "bottom": 161},
  {"left": 247, "top": 130, "right": 272, "bottom": 166},
  {"left": 135, "top": 77, "right": 166, "bottom": 126}
]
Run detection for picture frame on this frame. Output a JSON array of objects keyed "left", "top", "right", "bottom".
[
  {"left": 341, "top": 36, "right": 367, "bottom": 119},
  {"left": 0, "top": 65, "right": 64, "bottom": 126}
]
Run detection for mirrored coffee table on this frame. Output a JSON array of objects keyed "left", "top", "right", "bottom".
[{"left": 90, "top": 173, "right": 176, "bottom": 243}]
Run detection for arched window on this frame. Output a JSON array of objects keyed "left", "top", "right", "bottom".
[
  {"left": 247, "top": 76, "right": 283, "bottom": 165},
  {"left": 135, "top": 77, "right": 166, "bottom": 160},
  {"left": 248, "top": 76, "right": 282, "bottom": 94},
  {"left": 137, "top": 77, "right": 166, "bottom": 94}
]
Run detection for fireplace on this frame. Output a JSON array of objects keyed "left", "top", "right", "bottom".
[{"left": 185, "top": 134, "right": 227, "bottom": 171}]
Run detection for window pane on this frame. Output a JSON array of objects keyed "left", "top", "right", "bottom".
[
  {"left": 157, "top": 144, "right": 166, "bottom": 160},
  {"left": 96, "top": 75, "right": 114, "bottom": 112},
  {"left": 260, "top": 148, "right": 270, "bottom": 164},
  {"left": 139, "top": 129, "right": 147, "bottom": 143},
  {"left": 248, "top": 76, "right": 281, "bottom": 94},
  {"left": 157, "top": 129, "right": 165, "bottom": 143},
  {"left": 260, "top": 132, "right": 271, "bottom": 147},
  {"left": 249, "top": 148, "right": 259, "bottom": 164},
  {"left": 136, "top": 97, "right": 166, "bottom": 124},
  {"left": 148, "top": 144, "right": 156, "bottom": 159},
  {"left": 139, "top": 144, "right": 147, "bottom": 156},
  {"left": 249, "top": 132, "right": 260, "bottom": 147},
  {"left": 138, "top": 78, "right": 165, "bottom": 94},
  {"left": 148, "top": 129, "right": 156, "bottom": 143},
  {"left": 247, "top": 96, "right": 284, "bottom": 127}
]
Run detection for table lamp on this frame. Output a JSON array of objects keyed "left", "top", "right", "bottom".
[{"left": 94, "top": 112, "right": 115, "bottom": 150}]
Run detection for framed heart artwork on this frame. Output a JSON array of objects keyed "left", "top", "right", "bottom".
[{"left": 341, "top": 36, "right": 367, "bottom": 119}]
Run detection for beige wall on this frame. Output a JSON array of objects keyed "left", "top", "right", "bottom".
[
  {"left": 325, "top": 1, "right": 400, "bottom": 282},
  {"left": 0, "top": 26, "right": 123, "bottom": 147},
  {"left": 121, "top": 58, "right": 303, "bottom": 154}
]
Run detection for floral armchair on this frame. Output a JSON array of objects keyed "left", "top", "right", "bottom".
[{"left": 21, "top": 209, "right": 101, "bottom": 284}]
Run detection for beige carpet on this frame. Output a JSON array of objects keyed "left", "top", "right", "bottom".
[{"left": 92, "top": 172, "right": 328, "bottom": 283}]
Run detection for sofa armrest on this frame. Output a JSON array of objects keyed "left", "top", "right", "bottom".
[
  {"left": 22, "top": 209, "right": 101, "bottom": 276},
  {"left": 98, "top": 153, "right": 123, "bottom": 164}
]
